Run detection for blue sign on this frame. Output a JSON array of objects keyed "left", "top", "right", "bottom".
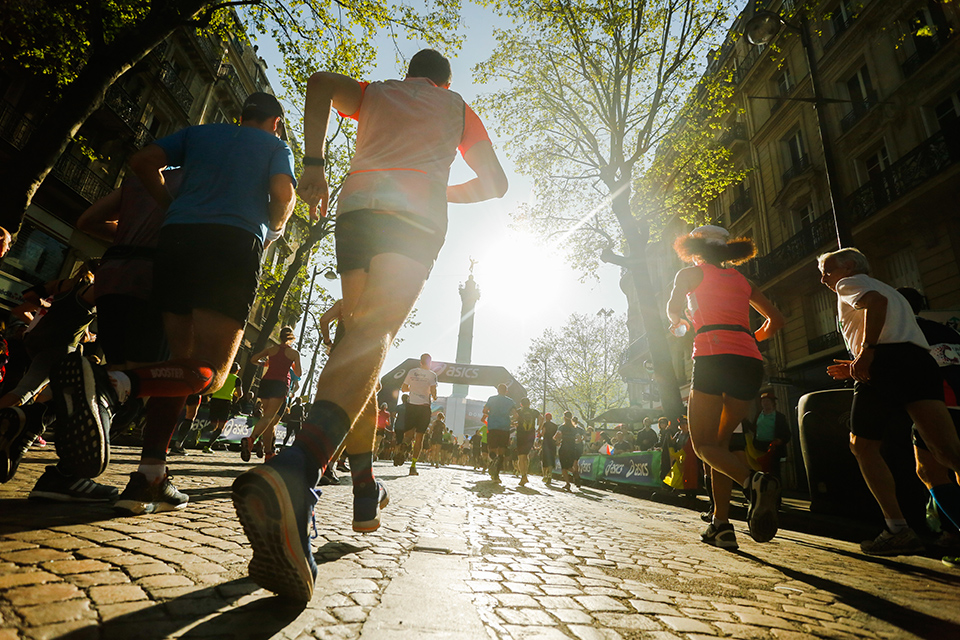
[{"left": 598, "top": 451, "right": 661, "bottom": 487}]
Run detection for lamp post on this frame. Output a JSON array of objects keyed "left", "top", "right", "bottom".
[
  {"left": 744, "top": 4, "right": 854, "bottom": 249},
  {"left": 297, "top": 266, "right": 338, "bottom": 350}
]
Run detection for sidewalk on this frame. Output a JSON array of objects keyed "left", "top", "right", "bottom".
[{"left": 1, "top": 446, "right": 958, "bottom": 640}]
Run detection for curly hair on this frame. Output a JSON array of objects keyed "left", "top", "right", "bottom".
[{"left": 673, "top": 234, "right": 757, "bottom": 266}]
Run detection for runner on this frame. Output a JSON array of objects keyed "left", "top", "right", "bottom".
[
  {"left": 231, "top": 48, "right": 507, "bottom": 601},
  {"left": 169, "top": 394, "right": 203, "bottom": 455},
  {"left": 540, "top": 412, "right": 558, "bottom": 485},
  {"left": 428, "top": 411, "right": 445, "bottom": 467},
  {"left": 556, "top": 411, "right": 583, "bottom": 491},
  {"left": 203, "top": 362, "right": 243, "bottom": 453},
  {"left": 666, "top": 225, "right": 785, "bottom": 545},
  {"left": 515, "top": 397, "right": 540, "bottom": 487},
  {"left": 49, "top": 91, "right": 297, "bottom": 494},
  {"left": 244, "top": 326, "right": 301, "bottom": 462},
  {"left": 483, "top": 383, "right": 517, "bottom": 484},
  {"left": 401, "top": 353, "right": 438, "bottom": 476},
  {"left": 281, "top": 396, "right": 306, "bottom": 449}
]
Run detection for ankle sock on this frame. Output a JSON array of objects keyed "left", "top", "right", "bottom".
[
  {"left": 138, "top": 463, "right": 166, "bottom": 483},
  {"left": 293, "top": 400, "right": 351, "bottom": 476},
  {"left": 931, "top": 483, "right": 960, "bottom": 530},
  {"left": 885, "top": 518, "right": 908, "bottom": 534},
  {"left": 349, "top": 452, "right": 376, "bottom": 496}
]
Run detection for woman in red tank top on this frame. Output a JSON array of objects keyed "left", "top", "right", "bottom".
[
  {"left": 243, "top": 326, "right": 302, "bottom": 461},
  {"left": 666, "top": 226, "right": 785, "bottom": 548}
]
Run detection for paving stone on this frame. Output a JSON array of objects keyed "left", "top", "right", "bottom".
[
  {"left": 87, "top": 584, "right": 149, "bottom": 604},
  {"left": 591, "top": 613, "right": 660, "bottom": 630},
  {"left": 575, "top": 595, "right": 628, "bottom": 612},
  {"left": 494, "top": 593, "right": 541, "bottom": 608},
  {"left": 0, "top": 571, "right": 60, "bottom": 590},
  {"left": 502, "top": 625, "right": 569, "bottom": 639},
  {"left": 536, "top": 596, "right": 581, "bottom": 609},
  {"left": 733, "top": 611, "right": 800, "bottom": 630},
  {"left": 496, "top": 608, "right": 556, "bottom": 626},
  {"left": 659, "top": 615, "right": 716, "bottom": 634},
  {"left": 549, "top": 608, "right": 593, "bottom": 624},
  {"left": 567, "top": 627, "right": 625, "bottom": 640},
  {"left": 22, "top": 620, "right": 98, "bottom": 640},
  {"left": 4, "top": 583, "right": 82, "bottom": 606},
  {"left": 66, "top": 571, "right": 130, "bottom": 588},
  {"left": 0, "top": 550, "right": 72, "bottom": 565},
  {"left": 630, "top": 599, "right": 680, "bottom": 616}
]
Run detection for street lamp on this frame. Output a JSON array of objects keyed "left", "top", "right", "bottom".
[
  {"left": 743, "top": 2, "right": 854, "bottom": 249},
  {"left": 297, "top": 265, "right": 338, "bottom": 350}
]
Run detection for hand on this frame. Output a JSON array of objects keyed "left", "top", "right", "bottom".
[
  {"left": 826, "top": 359, "right": 853, "bottom": 380},
  {"left": 296, "top": 165, "right": 328, "bottom": 220},
  {"left": 851, "top": 348, "right": 874, "bottom": 383}
]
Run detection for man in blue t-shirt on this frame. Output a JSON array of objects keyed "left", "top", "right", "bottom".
[
  {"left": 50, "top": 93, "right": 297, "bottom": 504},
  {"left": 483, "top": 383, "right": 517, "bottom": 484}
]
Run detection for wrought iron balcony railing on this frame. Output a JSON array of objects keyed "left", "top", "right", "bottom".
[
  {"left": 901, "top": 33, "right": 949, "bottom": 78},
  {"left": 822, "top": 15, "right": 853, "bottom": 51},
  {"left": 157, "top": 62, "right": 194, "bottom": 115},
  {"left": 750, "top": 212, "right": 836, "bottom": 283},
  {"left": 808, "top": 330, "right": 844, "bottom": 354},
  {"left": 195, "top": 33, "right": 224, "bottom": 73},
  {"left": 218, "top": 64, "right": 248, "bottom": 108},
  {"left": 52, "top": 154, "right": 113, "bottom": 204},
  {"left": 0, "top": 101, "right": 34, "bottom": 150},
  {"left": 719, "top": 122, "right": 747, "bottom": 147},
  {"left": 781, "top": 155, "right": 811, "bottom": 187},
  {"left": 729, "top": 192, "right": 752, "bottom": 222},
  {"left": 839, "top": 93, "right": 877, "bottom": 134},
  {"left": 104, "top": 85, "right": 141, "bottom": 130}
]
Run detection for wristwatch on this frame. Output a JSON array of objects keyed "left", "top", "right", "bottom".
[{"left": 303, "top": 155, "right": 325, "bottom": 167}]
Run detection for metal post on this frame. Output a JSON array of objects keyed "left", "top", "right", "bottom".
[
  {"left": 542, "top": 357, "right": 548, "bottom": 416},
  {"left": 297, "top": 266, "right": 320, "bottom": 351}
]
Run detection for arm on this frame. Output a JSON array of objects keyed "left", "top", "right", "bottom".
[
  {"left": 233, "top": 378, "right": 244, "bottom": 401},
  {"left": 250, "top": 345, "right": 274, "bottom": 364},
  {"left": 76, "top": 188, "right": 122, "bottom": 242},
  {"left": 290, "top": 348, "right": 303, "bottom": 378},
  {"left": 447, "top": 140, "right": 508, "bottom": 203},
  {"left": 850, "top": 290, "right": 888, "bottom": 382},
  {"left": 267, "top": 174, "right": 296, "bottom": 247},
  {"left": 318, "top": 300, "right": 341, "bottom": 347},
  {"left": 128, "top": 144, "right": 173, "bottom": 211},
  {"left": 666, "top": 268, "right": 700, "bottom": 331},
  {"left": 749, "top": 285, "right": 786, "bottom": 342},
  {"left": 298, "top": 72, "right": 364, "bottom": 218},
  {"left": 430, "top": 384, "right": 438, "bottom": 402}
]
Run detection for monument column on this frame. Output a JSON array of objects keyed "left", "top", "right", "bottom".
[{"left": 452, "top": 262, "right": 481, "bottom": 397}]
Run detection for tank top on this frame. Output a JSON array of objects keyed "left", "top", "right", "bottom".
[
  {"left": 687, "top": 263, "right": 761, "bottom": 360},
  {"left": 261, "top": 346, "right": 294, "bottom": 384},
  {"left": 211, "top": 373, "right": 239, "bottom": 401}
]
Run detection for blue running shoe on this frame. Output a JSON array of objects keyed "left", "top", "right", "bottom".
[
  {"left": 231, "top": 446, "right": 319, "bottom": 601},
  {"left": 352, "top": 480, "right": 390, "bottom": 533}
]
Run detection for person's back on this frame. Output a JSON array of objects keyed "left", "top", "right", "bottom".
[{"left": 485, "top": 393, "right": 516, "bottom": 430}]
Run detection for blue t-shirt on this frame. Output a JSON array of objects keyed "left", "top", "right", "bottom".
[
  {"left": 154, "top": 123, "right": 296, "bottom": 243},
  {"left": 484, "top": 394, "right": 516, "bottom": 431}
]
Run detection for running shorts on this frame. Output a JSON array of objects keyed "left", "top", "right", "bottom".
[
  {"left": 153, "top": 224, "right": 262, "bottom": 325},
  {"left": 516, "top": 429, "right": 535, "bottom": 455},
  {"left": 208, "top": 397, "right": 233, "bottom": 422},
  {"left": 913, "top": 408, "right": 960, "bottom": 451},
  {"left": 851, "top": 343, "right": 944, "bottom": 440},
  {"left": 541, "top": 443, "right": 557, "bottom": 469},
  {"left": 96, "top": 294, "right": 168, "bottom": 365},
  {"left": 691, "top": 354, "right": 764, "bottom": 401},
  {"left": 335, "top": 209, "right": 445, "bottom": 274},
  {"left": 186, "top": 394, "right": 201, "bottom": 407},
  {"left": 405, "top": 404, "right": 432, "bottom": 433},
  {"left": 558, "top": 447, "right": 578, "bottom": 470},
  {"left": 487, "top": 429, "right": 510, "bottom": 450},
  {"left": 258, "top": 378, "right": 289, "bottom": 399}
]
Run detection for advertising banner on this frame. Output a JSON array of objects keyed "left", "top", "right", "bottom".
[
  {"left": 577, "top": 455, "right": 602, "bottom": 481},
  {"left": 597, "top": 451, "right": 661, "bottom": 487}
]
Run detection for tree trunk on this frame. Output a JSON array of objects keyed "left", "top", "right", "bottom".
[
  {"left": 240, "top": 220, "right": 333, "bottom": 396},
  {"left": 0, "top": 2, "right": 210, "bottom": 232},
  {"left": 609, "top": 179, "right": 685, "bottom": 420}
]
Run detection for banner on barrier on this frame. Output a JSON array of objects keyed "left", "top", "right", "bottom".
[
  {"left": 597, "top": 451, "right": 661, "bottom": 487},
  {"left": 577, "top": 455, "right": 602, "bottom": 481}
]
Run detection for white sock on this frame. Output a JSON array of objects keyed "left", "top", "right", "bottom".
[
  {"left": 138, "top": 463, "right": 166, "bottom": 483},
  {"left": 885, "top": 518, "right": 908, "bottom": 534},
  {"left": 108, "top": 371, "right": 132, "bottom": 403},
  {"left": 712, "top": 516, "right": 729, "bottom": 526}
]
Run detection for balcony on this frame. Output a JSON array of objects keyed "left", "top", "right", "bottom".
[
  {"left": 839, "top": 94, "right": 877, "bottom": 134},
  {"left": 218, "top": 64, "right": 248, "bottom": 109},
  {"left": 618, "top": 335, "right": 650, "bottom": 379},
  {"left": 822, "top": 16, "right": 853, "bottom": 52},
  {"left": 749, "top": 212, "right": 836, "bottom": 284},
  {"left": 729, "top": 192, "right": 752, "bottom": 222},
  {"left": 133, "top": 123, "right": 154, "bottom": 149},
  {"left": 104, "top": 85, "right": 142, "bottom": 130},
  {"left": 808, "top": 330, "right": 844, "bottom": 354},
  {"left": 0, "top": 101, "right": 35, "bottom": 150},
  {"left": 157, "top": 62, "right": 194, "bottom": 115},
  {"left": 847, "top": 128, "right": 960, "bottom": 226},
  {"left": 901, "top": 33, "right": 950, "bottom": 78},
  {"left": 781, "top": 155, "right": 811, "bottom": 187},
  {"left": 733, "top": 46, "right": 764, "bottom": 84},
  {"left": 51, "top": 154, "right": 113, "bottom": 204},
  {"left": 719, "top": 122, "right": 747, "bottom": 147},
  {"left": 194, "top": 33, "right": 224, "bottom": 74}
]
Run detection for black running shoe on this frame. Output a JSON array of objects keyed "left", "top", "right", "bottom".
[
  {"left": 51, "top": 353, "right": 117, "bottom": 478},
  {"left": 701, "top": 522, "right": 739, "bottom": 550},
  {"left": 746, "top": 471, "right": 781, "bottom": 543},
  {"left": 115, "top": 472, "right": 189, "bottom": 515},
  {"left": 1, "top": 408, "right": 31, "bottom": 483},
  {"left": 29, "top": 465, "right": 118, "bottom": 502}
]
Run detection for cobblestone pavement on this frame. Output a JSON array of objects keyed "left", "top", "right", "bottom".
[{"left": 1, "top": 446, "right": 958, "bottom": 640}]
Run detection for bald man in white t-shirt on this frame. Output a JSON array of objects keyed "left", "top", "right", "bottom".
[{"left": 401, "top": 353, "right": 438, "bottom": 475}]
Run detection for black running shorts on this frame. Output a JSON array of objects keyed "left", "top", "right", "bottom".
[
  {"left": 516, "top": 429, "right": 535, "bottom": 455},
  {"left": 691, "top": 354, "right": 764, "bottom": 401},
  {"left": 258, "top": 378, "right": 289, "bottom": 400},
  {"left": 208, "top": 397, "right": 233, "bottom": 422},
  {"left": 405, "top": 404, "right": 432, "bottom": 434},
  {"left": 335, "top": 209, "right": 445, "bottom": 274},
  {"left": 96, "top": 294, "right": 168, "bottom": 365},
  {"left": 153, "top": 224, "right": 262, "bottom": 325},
  {"left": 487, "top": 428, "right": 510, "bottom": 450},
  {"left": 852, "top": 343, "right": 945, "bottom": 440}
]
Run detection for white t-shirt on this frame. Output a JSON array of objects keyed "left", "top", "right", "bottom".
[
  {"left": 835, "top": 274, "right": 928, "bottom": 358},
  {"left": 403, "top": 367, "right": 438, "bottom": 406}
]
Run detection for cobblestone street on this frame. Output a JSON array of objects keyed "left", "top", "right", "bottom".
[{"left": 1, "top": 446, "right": 958, "bottom": 640}]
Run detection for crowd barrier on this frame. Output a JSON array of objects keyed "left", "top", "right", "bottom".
[{"left": 557, "top": 451, "right": 663, "bottom": 488}]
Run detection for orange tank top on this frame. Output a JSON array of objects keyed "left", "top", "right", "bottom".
[{"left": 686, "top": 263, "right": 761, "bottom": 360}]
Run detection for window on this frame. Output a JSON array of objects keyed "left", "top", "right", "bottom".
[
  {"left": 861, "top": 144, "right": 890, "bottom": 183},
  {"left": 831, "top": 0, "right": 853, "bottom": 34},
  {"left": 784, "top": 130, "right": 806, "bottom": 167},
  {"left": 846, "top": 66, "right": 874, "bottom": 103},
  {"left": 776, "top": 67, "right": 793, "bottom": 96},
  {"left": 810, "top": 289, "right": 838, "bottom": 339},
  {"left": 0, "top": 222, "right": 69, "bottom": 308},
  {"left": 885, "top": 248, "right": 923, "bottom": 291},
  {"left": 793, "top": 202, "right": 816, "bottom": 232},
  {"left": 934, "top": 91, "right": 960, "bottom": 130}
]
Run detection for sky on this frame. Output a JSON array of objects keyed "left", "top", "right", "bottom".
[{"left": 253, "top": 2, "right": 632, "bottom": 401}]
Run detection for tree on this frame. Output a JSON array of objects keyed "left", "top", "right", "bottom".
[
  {"left": 517, "top": 311, "right": 629, "bottom": 422},
  {"left": 475, "top": 0, "right": 738, "bottom": 419},
  {"left": 0, "top": 0, "right": 461, "bottom": 232}
]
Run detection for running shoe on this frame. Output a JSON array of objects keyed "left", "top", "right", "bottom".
[
  {"left": 114, "top": 472, "right": 189, "bottom": 515},
  {"left": 253, "top": 439, "right": 264, "bottom": 459},
  {"left": 168, "top": 443, "right": 187, "bottom": 456},
  {"left": 745, "top": 471, "right": 780, "bottom": 543},
  {"left": 1, "top": 408, "right": 31, "bottom": 483},
  {"left": 50, "top": 353, "right": 117, "bottom": 478},
  {"left": 240, "top": 437, "right": 251, "bottom": 462},
  {"left": 519, "top": 475, "right": 528, "bottom": 487},
  {"left": 202, "top": 445, "right": 213, "bottom": 454},
  {"left": 29, "top": 465, "right": 118, "bottom": 502},
  {"left": 943, "top": 556, "right": 959, "bottom": 569},
  {"left": 352, "top": 480, "right": 390, "bottom": 533},
  {"left": 860, "top": 527, "right": 924, "bottom": 556},
  {"left": 232, "top": 447, "right": 319, "bottom": 602},
  {"left": 700, "top": 508, "right": 715, "bottom": 523},
  {"left": 701, "top": 522, "right": 739, "bottom": 550},
  {"left": 336, "top": 461, "right": 349, "bottom": 473},
  {"left": 563, "top": 483, "right": 571, "bottom": 491},
  {"left": 408, "top": 464, "right": 419, "bottom": 476}
]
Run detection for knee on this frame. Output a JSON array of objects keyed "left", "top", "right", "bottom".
[{"left": 849, "top": 435, "right": 878, "bottom": 460}]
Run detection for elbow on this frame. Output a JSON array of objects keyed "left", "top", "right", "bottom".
[{"left": 492, "top": 173, "right": 508, "bottom": 199}]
